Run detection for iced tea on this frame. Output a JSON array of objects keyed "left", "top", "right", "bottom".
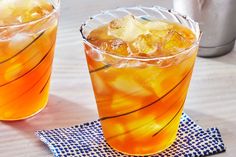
[
  {"left": 81, "top": 8, "right": 200, "bottom": 155},
  {"left": 0, "top": 0, "right": 59, "bottom": 120}
]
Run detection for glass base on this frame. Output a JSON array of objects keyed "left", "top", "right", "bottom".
[
  {"left": 0, "top": 96, "right": 49, "bottom": 121},
  {"left": 106, "top": 133, "right": 177, "bottom": 156}
]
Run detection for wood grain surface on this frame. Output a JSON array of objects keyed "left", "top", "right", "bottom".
[{"left": 0, "top": 0, "right": 235, "bottom": 156}]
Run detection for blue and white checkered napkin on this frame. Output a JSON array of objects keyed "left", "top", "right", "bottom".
[{"left": 36, "top": 113, "right": 225, "bottom": 157}]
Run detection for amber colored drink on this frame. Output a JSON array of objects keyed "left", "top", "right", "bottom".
[
  {"left": 81, "top": 8, "right": 200, "bottom": 155},
  {"left": 0, "top": 0, "right": 59, "bottom": 120}
]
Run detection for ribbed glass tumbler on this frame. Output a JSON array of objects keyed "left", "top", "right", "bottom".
[
  {"left": 80, "top": 6, "right": 201, "bottom": 155},
  {"left": 0, "top": 0, "right": 60, "bottom": 121}
]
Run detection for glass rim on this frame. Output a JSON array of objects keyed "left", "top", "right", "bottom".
[
  {"left": 0, "top": 0, "right": 60, "bottom": 29},
  {"left": 80, "top": 6, "right": 202, "bottom": 61}
]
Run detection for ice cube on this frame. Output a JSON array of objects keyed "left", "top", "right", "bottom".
[
  {"left": 38, "top": 0, "right": 54, "bottom": 14},
  {"left": 20, "top": 1, "right": 52, "bottom": 23},
  {"left": 100, "top": 39, "right": 129, "bottom": 56},
  {"left": 0, "top": 0, "right": 53, "bottom": 24},
  {"left": 144, "top": 20, "right": 171, "bottom": 31},
  {"left": 13, "top": 0, "right": 33, "bottom": 8},
  {"left": 129, "top": 34, "right": 158, "bottom": 55},
  {"left": 151, "top": 29, "right": 172, "bottom": 41},
  {"left": 108, "top": 15, "right": 149, "bottom": 42},
  {"left": 8, "top": 33, "right": 34, "bottom": 53},
  {"left": 173, "top": 24, "right": 196, "bottom": 43},
  {"left": 14, "top": 0, "right": 52, "bottom": 13},
  {"left": 111, "top": 39, "right": 128, "bottom": 55},
  {"left": 163, "top": 30, "right": 192, "bottom": 54}
]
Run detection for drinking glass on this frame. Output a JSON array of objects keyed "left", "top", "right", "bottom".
[
  {"left": 0, "top": 0, "right": 60, "bottom": 120},
  {"left": 80, "top": 6, "right": 200, "bottom": 155}
]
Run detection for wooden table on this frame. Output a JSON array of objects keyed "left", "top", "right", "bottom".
[{"left": 0, "top": 0, "right": 235, "bottom": 156}]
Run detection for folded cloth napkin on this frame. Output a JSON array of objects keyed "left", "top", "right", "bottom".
[{"left": 36, "top": 113, "right": 225, "bottom": 157}]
